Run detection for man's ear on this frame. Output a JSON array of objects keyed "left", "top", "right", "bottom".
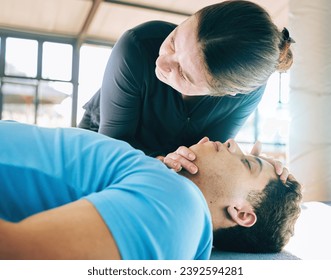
[{"left": 226, "top": 205, "right": 257, "bottom": 227}]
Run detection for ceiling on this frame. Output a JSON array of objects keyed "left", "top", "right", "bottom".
[{"left": 0, "top": 0, "right": 290, "bottom": 45}]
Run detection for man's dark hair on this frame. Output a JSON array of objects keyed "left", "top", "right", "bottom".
[{"left": 213, "top": 177, "right": 303, "bottom": 253}]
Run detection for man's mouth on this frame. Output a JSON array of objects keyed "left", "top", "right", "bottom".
[{"left": 212, "top": 141, "right": 219, "bottom": 152}]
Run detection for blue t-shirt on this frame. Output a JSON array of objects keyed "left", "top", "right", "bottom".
[{"left": 0, "top": 121, "right": 212, "bottom": 260}]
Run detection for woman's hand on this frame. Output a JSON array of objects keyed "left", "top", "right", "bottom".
[
  {"left": 250, "top": 141, "right": 289, "bottom": 183},
  {"left": 159, "top": 137, "right": 210, "bottom": 174},
  {"left": 162, "top": 146, "right": 198, "bottom": 174}
]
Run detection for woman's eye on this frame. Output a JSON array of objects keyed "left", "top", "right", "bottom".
[
  {"left": 178, "top": 66, "right": 185, "bottom": 79},
  {"left": 170, "top": 37, "right": 175, "bottom": 49},
  {"left": 170, "top": 37, "right": 186, "bottom": 80}
]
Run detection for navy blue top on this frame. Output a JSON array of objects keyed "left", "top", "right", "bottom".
[{"left": 80, "top": 21, "right": 265, "bottom": 156}]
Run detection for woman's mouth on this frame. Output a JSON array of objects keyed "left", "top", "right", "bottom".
[{"left": 155, "top": 66, "right": 167, "bottom": 80}]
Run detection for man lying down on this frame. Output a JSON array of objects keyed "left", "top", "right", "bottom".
[{"left": 0, "top": 121, "right": 302, "bottom": 260}]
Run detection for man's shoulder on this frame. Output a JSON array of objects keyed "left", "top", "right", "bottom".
[
  {"left": 86, "top": 158, "right": 212, "bottom": 259},
  {"left": 142, "top": 166, "right": 210, "bottom": 217}
]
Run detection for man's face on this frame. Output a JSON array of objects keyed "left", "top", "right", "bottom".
[
  {"left": 155, "top": 15, "right": 211, "bottom": 96},
  {"left": 188, "top": 138, "right": 277, "bottom": 228}
]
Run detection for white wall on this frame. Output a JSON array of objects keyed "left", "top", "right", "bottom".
[{"left": 289, "top": 0, "right": 331, "bottom": 201}]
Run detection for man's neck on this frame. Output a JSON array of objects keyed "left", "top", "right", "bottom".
[{"left": 179, "top": 169, "right": 202, "bottom": 188}]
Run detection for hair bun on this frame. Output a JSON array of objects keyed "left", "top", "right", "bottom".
[
  {"left": 277, "top": 28, "right": 295, "bottom": 72},
  {"left": 282, "top": 28, "right": 295, "bottom": 44}
]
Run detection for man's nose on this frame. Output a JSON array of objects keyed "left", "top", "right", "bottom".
[{"left": 225, "top": 139, "right": 243, "bottom": 154}]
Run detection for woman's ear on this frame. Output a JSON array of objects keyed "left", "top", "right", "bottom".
[{"left": 226, "top": 205, "right": 257, "bottom": 227}]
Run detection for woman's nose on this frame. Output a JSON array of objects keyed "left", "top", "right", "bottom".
[{"left": 156, "top": 55, "right": 174, "bottom": 73}]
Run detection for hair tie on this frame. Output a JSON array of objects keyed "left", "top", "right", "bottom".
[{"left": 282, "top": 27, "right": 295, "bottom": 44}]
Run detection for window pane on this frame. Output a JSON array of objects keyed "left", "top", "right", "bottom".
[
  {"left": 235, "top": 72, "right": 290, "bottom": 162},
  {"left": 5, "top": 38, "right": 38, "bottom": 77},
  {"left": 38, "top": 81, "right": 73, "bottom": 127},
  {"left": 257, "top": 72, "right": 290, "bottom": 145},
  {"left": 1, "top": 78, "right": 37, "bottom": 124},
  {"left": 1, "top": 78, "right": 73, "bottom": 127},
  {"left": 77, "top": 44, "right": 112, "bottom": 120},
  {"left": 235, "top": 113, "right": 256, "bottom": 144},
  {"left": 42, "top": 42, "right": 72, "bottom": 81}
]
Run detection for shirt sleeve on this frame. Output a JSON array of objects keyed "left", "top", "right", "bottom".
[
  {"left": 204, "top": 85, "right": 265, "bottom": 142},
  {"left": 84, "top": 173, "right": 213, "bottom": 260},
  {"left": 99, "top": 29, "right": 145, "bottom": 144}
]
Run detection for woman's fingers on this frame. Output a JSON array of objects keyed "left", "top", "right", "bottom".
[
  {"left": 250, "top": 141, "right": 262, "bottom": 156},
  {"left": 260, "top": 155, "right": 289, "bottom": 183},
  {"left": 251, "top": 141, "right": 289, "bottom": 183},
  {"left": 163, "top": 146, "right": 198, "bottom": 174}
]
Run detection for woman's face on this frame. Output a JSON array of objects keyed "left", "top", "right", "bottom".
[{"left": 155, "top": 16, "right": 212, "bottom": 96}]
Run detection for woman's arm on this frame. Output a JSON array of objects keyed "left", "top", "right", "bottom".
[
  {"left": 99, "top": 30, "right": 144, "bottom": 142},
  {"left": 0, "top": 200, "right": 121, "bottom": 260}
]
